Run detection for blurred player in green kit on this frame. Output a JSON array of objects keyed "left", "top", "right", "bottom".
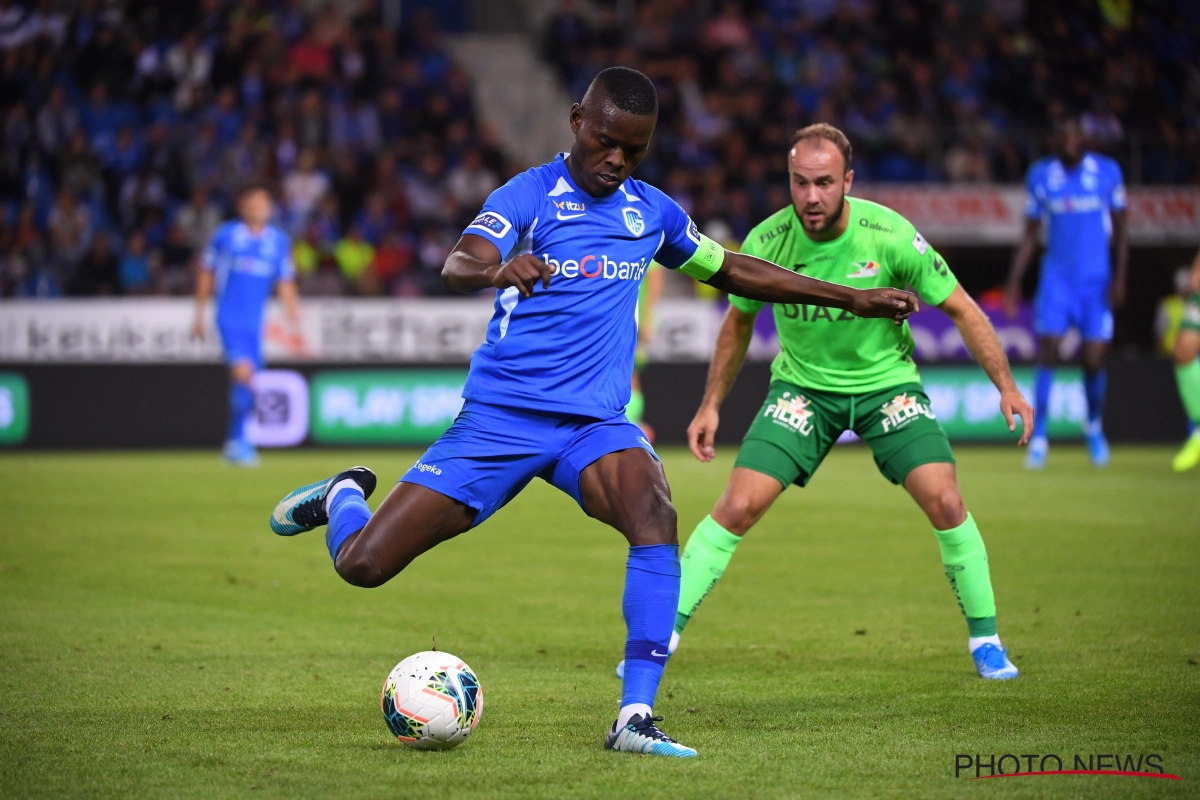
[{"left": 617, "top": 124, "right": 1034, "bottom": 681}]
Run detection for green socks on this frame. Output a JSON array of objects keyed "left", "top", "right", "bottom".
[
  {"left": 1175, "top": 360, "right": 1200, "bottom": 423},
  {"left": 625, "top": 389, "right": 645, "bottom": 424},
  {"left": 675, "top": 515, "right": 743, "bottom": 635},
  {"left": 934, "top": 513, "right": 997, "bottom": 637}
]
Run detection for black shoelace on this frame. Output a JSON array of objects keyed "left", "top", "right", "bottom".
[{"left": 631, "top": 715, "right": 677, "bottom": 743}]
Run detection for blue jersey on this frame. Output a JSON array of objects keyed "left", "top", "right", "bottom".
[
  {"left": 461, "top": 154, "right": 701, "bottom": 418},
  {"left": 1025, "top": 152, "right": 1126, "bottom": 285},
  {"left": 201, "top": 221, "right": 294, "bottom": 329}
]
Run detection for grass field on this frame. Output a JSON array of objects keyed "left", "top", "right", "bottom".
[{"left": 1, "top": 446, "right": 1198, "bottom": 799}]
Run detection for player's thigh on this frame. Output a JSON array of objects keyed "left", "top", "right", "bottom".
[
  {"left": 219, "top": 325, "right": 262, "bottom": 374},
  {"left": 711, "top": 467, "right": 786, "bottom": 536},
  {"left": 856, "top": 384, "right": 956, "bottom": 486},
  {"left": 902, "top": 462, "right": 967, "bottom": 530},
  {"left": 736, "top": 381, "right": 842, "bottom": 491},
  {"left": 1079, "top": 284, "right": 1114, "bottom": 351},
  {"left": 577, "top": 446, "right": 676, "bottom": 546}
]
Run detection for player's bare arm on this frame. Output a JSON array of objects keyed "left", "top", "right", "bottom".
[
  {"left": 688, "top": 305, "right": 756, "bottom": 462},
  {"left": 192, "top": 268, "right": 213, "bottom": 340},
  {"left": 939, "top": 284, "right": 1034, "bottom": 445},
  {"left": 443, "top": 234, "right": 552, "bottom": 297},
  {"left": 705, "top": 252, "right": 918, "bottom": 323},
  {"left": 1005, "top": 217, "right": 1041, "bottom": 319},
  {"left": 1109, "top": 208, "right": 1129, "bottom": 308}
]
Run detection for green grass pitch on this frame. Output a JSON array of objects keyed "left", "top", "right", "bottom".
[{"left": 1, "top": 446, "right": 1198, "bottom": 799}]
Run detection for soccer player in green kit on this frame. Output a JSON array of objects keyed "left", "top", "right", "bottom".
[{"left": 617, "top": 123, "right": 1034, "bottom": 681}]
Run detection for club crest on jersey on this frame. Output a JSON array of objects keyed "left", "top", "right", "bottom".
[
  {"left": 765, "top": 391, "right": 814, "bottom": 436},
  {"left": 847, "top": 260, "right": 880, "bottom": 278},
  {"left": 622, "top": 207, "right": 645, "bottom": 236},
  {"left": 880, "top": 392, "right": 936, "bottom": 432}
]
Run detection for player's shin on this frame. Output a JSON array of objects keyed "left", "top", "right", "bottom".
[
  {"left": 675, "top": 515, "right": 743, "bottom": 637},
  {"left": 933, "top": 513, "right": 997, "bottom": 642},
  {"left": 227, "top": 382, "right": 253, "bottom": 443},
  {"left": 325, "top": 481, "right": 371, "bottom": 563},
  {"left": 1083, "top": 368, "right": 1107, "bottom": 434},
  {"left": 1033, "top": 367, "right": 1053, "bottom": 440},
  {"left": 1174, "top": 360, "right": 1200, "bottom": 425},
  {"left": 619, "top": 544, "right": 679, "bottom": 728}
]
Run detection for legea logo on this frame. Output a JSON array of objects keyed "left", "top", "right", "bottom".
[{"left": 542, "top": 253, "right": 650, "bottom": 281}]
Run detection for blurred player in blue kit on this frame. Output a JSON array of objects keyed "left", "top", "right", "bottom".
[
  {"left": 1007, "top": 119, "right": 1129, "bottom": 469},
  {"left": 193, "top": 183, "right": 302, "bottom": 467},
  {"left": 269, "top": 67, "right": 918, "bottom": 757}
]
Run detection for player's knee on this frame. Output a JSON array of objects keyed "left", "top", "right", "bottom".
[
  {"left": 628, "top": 487, "right": 677, "bottom": 546},
  {"left": 926, "top": 489, "right": 967, "bottom": 530},
  {"left": 334, "top": 551, "right": 387, "bottom": 589},
  {"left": 712, "top": 492, "right": 761, "bottom": 536}
]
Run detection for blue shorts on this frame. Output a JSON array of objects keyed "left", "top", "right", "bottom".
[
  {"left": 218, "top": 323, "right": 263, "bottom": 369},
  {"left": 400, "top": 401, "right": 657, "bottom": 527},
  {"left": 1034, "top": 278, "right": 1113, "bottom": 342}
]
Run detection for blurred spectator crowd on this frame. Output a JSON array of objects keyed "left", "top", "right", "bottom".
[
  {"left": 0, "top": 0, "right": 513, "bottom": 298},
  {"left": 546, "top": 0, "right": 1200, "bottom": 242}
]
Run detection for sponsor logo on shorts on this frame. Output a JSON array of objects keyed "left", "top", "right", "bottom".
[
  {"left": 414, "top": 461, "right": 443, "bottom": 476},
  {"left": 847, "top": 260, "right": 880, "bottom": 278},
  {"left": 880, "top": 392, "right": 936, "bottom": 432},
  {"left": 765, "top": 391, "right": 814, "bottom": 436}
]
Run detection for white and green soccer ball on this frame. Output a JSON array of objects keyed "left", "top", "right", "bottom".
[{"left": 380, "top": 651, "right": 483, "bottom": 750}]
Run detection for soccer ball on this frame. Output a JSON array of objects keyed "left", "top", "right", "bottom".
[{"left": 381, "top": 651, "right": 483, "bottom": 750}]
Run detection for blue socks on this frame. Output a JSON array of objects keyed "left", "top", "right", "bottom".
[
  {"left": 227, "top": 382, "right": 254, "bottom": 442},
  {"left": 621, "top": 544, "right": 680, "bottom": 710},
  {"left": 1033, "top": 366, "right": 1052, "bottom": 439},
  {"left": 326, "top": 488, "right": 371, "bottom": 562},
  {"left": 1083, "top": 368, "right": 1107, "bottom": 434}
]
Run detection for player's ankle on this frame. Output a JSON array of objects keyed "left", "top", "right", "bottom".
[{"left": 968, "top": 634, "right": 1002, "bottom": 654}]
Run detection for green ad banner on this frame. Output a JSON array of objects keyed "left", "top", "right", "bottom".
[
  {"left": 0, "top": 372, "right": 30, "bottom": 446},
  {"left": 921, "top": 365, "right": 1084, "bottom": 440},
  {"left": 310, "top": 370, "right": 468, "bottom": 444}
]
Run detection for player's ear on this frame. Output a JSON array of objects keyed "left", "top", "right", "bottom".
[
  {"left": 569, "top": 103, "right": 583, "bottom": 135},
  {"left": 843, "top": 168, "right": 855, "bottom": 194}
]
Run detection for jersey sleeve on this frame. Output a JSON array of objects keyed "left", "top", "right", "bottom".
[
  {"left": 890, "top": 217, "right": 958, "bottom": 307},
  {"left": 462, "top": 172, "right": 539, "bottom": 259},
  {"left": 1024, "top": 165, "right": 1044, "bottom": 219},
  {"left": 1107, "top": 159, "right": 1127, "bottom": 211},
  {"left": 650, "top": 191, "right": 701, "bottom": 270},
  {"left": 727, "top": 231, "right": 767, "bottom": 317},
  {"left": 275, "top": 230, "right": 296, "bottom": 281},
  {"left": 200, "top": 224, "right": 228, "bottom": 272}
]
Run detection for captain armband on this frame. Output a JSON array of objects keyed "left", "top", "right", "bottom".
[{"left": 678, "top": 233, "right": 725, "bottom": 281}]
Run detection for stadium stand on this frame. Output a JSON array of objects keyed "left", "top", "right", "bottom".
[{"left": 0, "top": 0, "right": 514, "bottom": 298}]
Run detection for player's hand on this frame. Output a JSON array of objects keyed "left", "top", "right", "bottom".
[
  {"left": 1003, "top": 285, "right": 1020, "bottom": 320},
  {"left": 489, "top": 254, "right": 551, "bottom": 298},
  {"left": 687, "top": 405, "right": 720, "bottom": 462},
  {"left": 850, "top": 288, "right": 919, "bottom": 325},
  {"left": 1000, "top": 387, "right": 1034, "bottom": 446},
  {"left": 1108, "top": 281, "right": 1126, "bottom": 310}
]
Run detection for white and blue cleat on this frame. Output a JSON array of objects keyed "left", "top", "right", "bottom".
[
  {"left": 615, "top": 659, "right": 624, "bottom": 679},
  {"left": 1086, "top": 432, "right": 1110, "bottom": 467},
  {"left": 1023, "top": 436, "right": 1048, "bottom": 470},
  {"left": 605, "top": 714, "right": 696, "bottom": 757},
  {"left": 972, "top": 643, "right": 1019, "bottom": 680},
  {"left": 223, "top": 439, "right": 260, "bottom": 468},
  {"left": 270, "top": 466, "right": 377, "bottom": 536}
]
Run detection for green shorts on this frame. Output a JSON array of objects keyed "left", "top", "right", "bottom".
[
  {"left": 1183, "top": 293, "right": 1200, "bottom": 334},
  {"left": 734, "top": 380, "right": 955, "bottom": 488}
]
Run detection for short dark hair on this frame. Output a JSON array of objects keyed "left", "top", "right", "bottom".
[
  {"left": 589, "top": 66, "right": 658, "bottom": 116},
  {"left": 236, "top": 180, "right": 273, "bottom": 201},
  {"left": 790, "top": 123, "right": 853, "bottom": 173}
]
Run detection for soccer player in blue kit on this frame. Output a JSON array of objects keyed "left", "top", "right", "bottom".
[
  {"left": 1006, "top": 118, "right": 1128, "bottom": 469},
  {"left": 194, "top": 183, "right": 302, "bottom": 467},
  {"left": 269, "top": 68, "right": 916, "bottom": 757}
]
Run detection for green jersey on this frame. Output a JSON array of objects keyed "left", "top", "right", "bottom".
[{"left": 731, "top": 198, "right": 958, "bottom": 394}]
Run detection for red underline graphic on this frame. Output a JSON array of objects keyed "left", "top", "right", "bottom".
[{"left": 970, "top": 770, "right": 1182, "bottom": 781}]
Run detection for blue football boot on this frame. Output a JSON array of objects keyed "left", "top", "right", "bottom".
[
  {"left": 1086, "top": 431, "right": 1110, "bottom": 467},
  {"left": 605, "top": 714, "right": 696, "bottom": 757},
  {"left": 972, "top": 643, "right": 1019, "bottom": 680},
  {"left": 270, "top": 466, "right": 377, "bottom": 536},
  {"left": 223, "top": 439, "right": 260, "bottom": 468},
  {"left": 1023, "top": 436, "right": 1048, "bottom": 470}
]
